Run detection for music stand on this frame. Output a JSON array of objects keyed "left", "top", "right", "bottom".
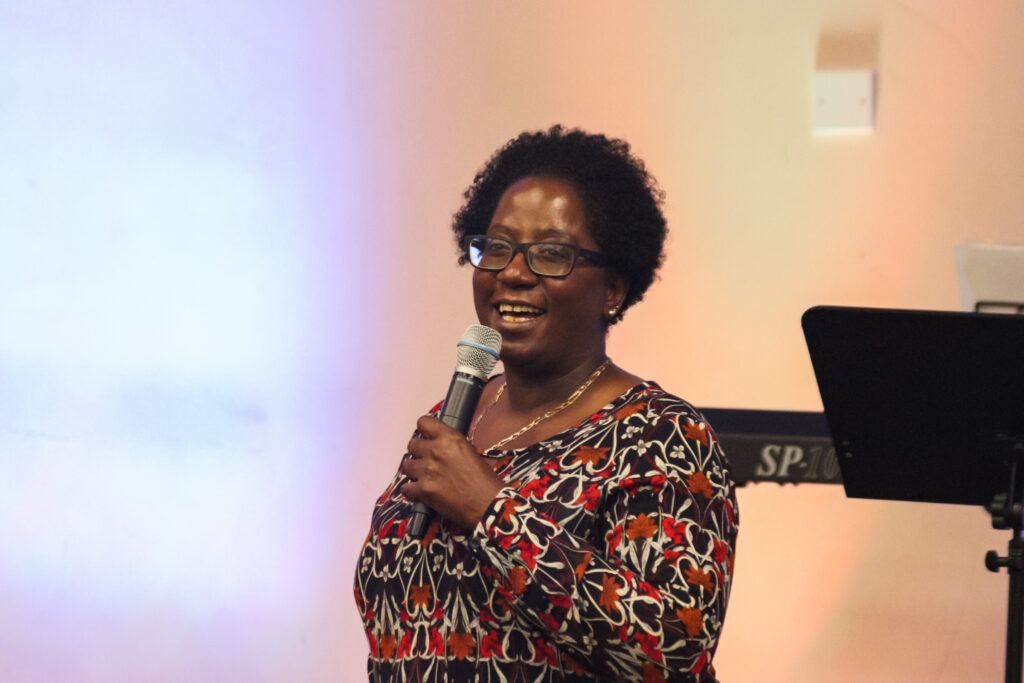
[{"left": 802, "top": 305, "right": 1024, "bottom": 683}]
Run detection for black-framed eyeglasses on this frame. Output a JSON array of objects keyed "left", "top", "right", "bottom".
[{"left": 462, "top": 234, "right": 609, "bottom": 278}]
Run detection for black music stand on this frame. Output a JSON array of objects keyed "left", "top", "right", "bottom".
[{"left": 802, "top": 305, "right": 1024, "bottom": 683}]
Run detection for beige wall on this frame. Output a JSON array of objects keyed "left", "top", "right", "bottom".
[{"left": 342, "top": 2, "right": 1024, "bottom": 680}]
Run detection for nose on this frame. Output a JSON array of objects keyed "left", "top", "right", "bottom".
[{"left": 496, "top": 248, "right": 538, "bottom": 285}]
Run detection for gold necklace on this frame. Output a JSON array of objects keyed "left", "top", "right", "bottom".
[{"left": 471, "top": 358, "right": 610, "bottom": 452}]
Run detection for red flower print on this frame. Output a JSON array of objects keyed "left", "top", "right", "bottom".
[
  {"left": 481, "top": 630, "right": 503, "bottom": 658},
  {"left": 638, "top": 581, "right": 662, "bottom": 600},
  {"left": 521, "top": 476, "right": 550, "bottom": 498},
  {"left": 519, "top": 540, "right": 540, "bottom": 569},
  {"left": 397, "top": 630, "right": 413, "bottom": 658},
  {"left": 540, "top": 612, "right": 559, "bottom": 632},
  {"left": 576, "top": 483, "right": 601, "bottom": 510},
  {"left": 636, "top": 632, "right": 663, "bottom": 662},
  {"left": 663, "top": 517, "right": 688, "bottom": 544},
  {"left": 549, "top": 594, "right": 573, "bottom": 610},
  {"left": 713, "top": 538, "right": 728, "bottom": 564},
  {"left": 429, "top": 627, "right": 444, "bottom": 655},
  {"left": 607, "top": 524, "right": 623, "bottom": 550},
  {"left": 533, "top": 638, "right": 558, "bottom": 666}
]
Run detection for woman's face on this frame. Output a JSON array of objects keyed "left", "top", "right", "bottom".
[{"left": 472, "top": 176, "right": 624, "bottom": 374}]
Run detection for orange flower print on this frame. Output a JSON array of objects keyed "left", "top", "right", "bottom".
[
  {"left": 627, "top": 513, "right": 658, "bottom": 541},
  {"left": 599, "top": 574, "right": 621, "bottom": 613},
  {"left": 686, "top": 471, "right": 713, "bottom": 498},
  {"left": 676, "top": 607, "right": 704, "bottom": 636},
  {"left": 489, "top": 455, "right": 512, "bottom": 471},
  {"left": 684, "top": 565, "right": 714, "bottom": 592},
  {"left": 615, "top": 402, "right": 647, "bottom": 419},
  {"left": 573, "top": 445, "right": 610, "bottom": 467},
  {"left": 499, "top": 499, "right": 519, "bottom": 525},
  {"left": 575, "top": 551, "right": 592, "bottom": 580},
  {"left": 410, "top": 584, "right": 432, "bottom": 611},
  {"left": 643, "top": 662, "right": 667, "bottom": 683},
  {"left": 448, "top": 631, "right": 475, "bottom": 661},
  {"left": 683, "top": 420, "right": 709, "bottom": 445},
  {"left": 420, "top": 520, "right": 440, "bottom": 548},
  {"left": 507, "top": 566, "right": 529, "bottom": 594},
  {"left": 562, "top": 652, "right": 586, "bottom": 675},
  {"left": 379, "top": 634, "right": 397, "bottom": 660}
]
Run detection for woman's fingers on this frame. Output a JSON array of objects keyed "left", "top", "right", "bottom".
[{"left": 399, "top": 415, "right": 504, "bottom": 528}]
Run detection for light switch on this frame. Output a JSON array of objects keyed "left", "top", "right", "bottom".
[{"left": 812, "top": 70, "right": 875, "bottom": 135}]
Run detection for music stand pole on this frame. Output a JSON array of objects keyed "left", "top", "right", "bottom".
[{"left": 985, "top": 447, "right": 1024, "bottom": 683}]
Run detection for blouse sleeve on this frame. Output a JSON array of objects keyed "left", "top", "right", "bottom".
[{"left": 467, "top": 402, "right": 738, "bottom": 681}]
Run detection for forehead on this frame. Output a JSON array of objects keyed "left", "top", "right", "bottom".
[{"left": 489, "top": 176, "right": 591, "bottom": 242}]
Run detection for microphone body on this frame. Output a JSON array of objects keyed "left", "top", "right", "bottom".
[
  {"left": 438, "top": 371, "right": 487, "bottom": 435},
  {"left": 407, "top": 325, "right": 501, "bottom": 539}
]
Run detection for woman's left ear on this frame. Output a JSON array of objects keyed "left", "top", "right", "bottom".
[{"left": 604, "top": 272, "right": 628, "bottom": 320}]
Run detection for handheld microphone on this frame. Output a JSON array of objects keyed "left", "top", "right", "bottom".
[{"left": 407, "top": 324, "right": 502, "bottom": 539}]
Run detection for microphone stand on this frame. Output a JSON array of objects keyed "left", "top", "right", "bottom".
[{"left": 985, "top": 436, "right": 1024, "bottom": 683}]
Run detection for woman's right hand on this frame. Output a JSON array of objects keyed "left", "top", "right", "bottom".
[{"left": 401, "top": 415, "right": 506, "bottom": 530}]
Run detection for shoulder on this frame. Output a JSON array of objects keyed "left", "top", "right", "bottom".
[
  {"left": 611, "top": 380, "right": 708, "bottom": 428},
  {"left": 610, "top": 382, "right": 728, "bottom": 471}
]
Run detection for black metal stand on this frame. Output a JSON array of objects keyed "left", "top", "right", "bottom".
[
  {"left": 986, "top": 449, "right": 1024, "bottom": 683},
  {"left": 802, "top": 306, "right": 1024, "bottom": 679}
]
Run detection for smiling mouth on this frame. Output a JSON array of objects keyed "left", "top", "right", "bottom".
[{"left": 497, "top": 303, "right": 545, "bottom": 323}]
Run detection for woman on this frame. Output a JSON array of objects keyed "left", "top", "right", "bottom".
[{"left": 355, "top": 126, "right": 737, "bottom": 682}]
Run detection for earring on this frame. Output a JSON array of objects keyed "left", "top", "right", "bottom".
[{"left": 607, "top": 306, "right": 619, "bottom": 318}]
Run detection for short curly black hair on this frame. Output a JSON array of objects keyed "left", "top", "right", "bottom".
[{"left": 452, "top": 125, "right": 667, "bottom": 324}]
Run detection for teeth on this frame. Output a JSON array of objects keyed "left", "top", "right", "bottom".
[
  {"left": 498, "top": 304, "right": 543, "bottom": 314},
  {"left": 497, "top": 303, "right": 543, "bottom": 323}
]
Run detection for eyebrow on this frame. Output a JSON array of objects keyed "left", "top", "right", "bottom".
[{"left": 486, "top": 224, "right": 573, "bottom": 241}]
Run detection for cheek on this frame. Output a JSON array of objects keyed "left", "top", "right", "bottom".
[
  {"left": 472, "top": 271, "right": 491, "bottom": 313},
  {"left": 556, "top": 277, "right": 607, "bottom": 319}
]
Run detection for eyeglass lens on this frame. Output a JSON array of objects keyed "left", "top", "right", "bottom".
[{"left": 467, "top": 236, "right": 575, "bottom": 277}]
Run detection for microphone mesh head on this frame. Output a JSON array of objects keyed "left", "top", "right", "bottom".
[{"left": 455, "top": 324, "right": 502, "bottom": 379}]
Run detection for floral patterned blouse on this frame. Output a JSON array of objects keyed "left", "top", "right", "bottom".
[{"left": 354, "top": 381, "right": 738, "bottom": 682}]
